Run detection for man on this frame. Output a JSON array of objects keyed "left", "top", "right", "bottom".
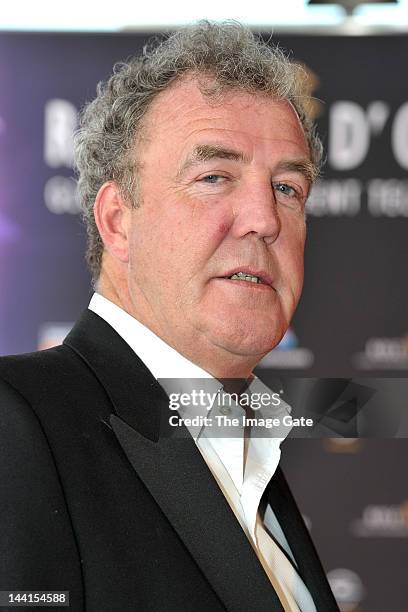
[{"left": 0, "top": 22, "right": 338, "bottom": 611}]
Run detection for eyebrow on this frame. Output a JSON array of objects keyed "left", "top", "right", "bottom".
[
  {"left": 274, "top": 159, "right": 319, "bottom": 184},
  {"left": 177, "top": 143, "right": 318, "bottom": 184},
  {"left": 177, "top": 144, "right": 250, "bottom": 177}
]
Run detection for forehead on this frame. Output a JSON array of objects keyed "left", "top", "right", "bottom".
[{"left": 140, "top": 77, "right": 309, "bottom": 160}]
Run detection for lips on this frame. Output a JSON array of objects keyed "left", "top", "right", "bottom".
[{"left": 220, "top": 268, "right": 274, "bottom": 287}]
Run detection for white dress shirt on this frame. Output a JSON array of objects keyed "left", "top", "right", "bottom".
[{"left": 88, "top": 292, "right": 316, "bottom": 612}]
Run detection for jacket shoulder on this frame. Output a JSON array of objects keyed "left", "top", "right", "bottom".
[
  {"left": 0, "top": 343, "right": 96, "bottom": 402},
  {"left": 0, "top": 344, "right": 79, "bottom": 384}
]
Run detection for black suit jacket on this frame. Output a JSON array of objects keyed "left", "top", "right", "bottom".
[{"left": 0, "top": 310, "right": 339, "bottom": 611}]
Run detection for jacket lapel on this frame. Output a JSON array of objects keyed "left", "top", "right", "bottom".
[
  {"left": 64, "top": 310, "right": 284, "bottom": 612},
  {"left": 110, "top": 414, "right": 284, "bottom": 612}
]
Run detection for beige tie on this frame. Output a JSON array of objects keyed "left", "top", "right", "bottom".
[{"left": 254, "top": 513, "right": 301, "bottom": 612}]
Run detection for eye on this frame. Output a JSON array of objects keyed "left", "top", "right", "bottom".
[
  {"left": 200, "top": 174, "right": 225, "bottom": 184},
  {"left": 273, "top": 182, "right": 297, "bottom": 197}
]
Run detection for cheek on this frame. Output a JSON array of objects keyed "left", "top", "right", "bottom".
[
  {"left": 217, "top": 221, "right": 230, "bottom": 237},
  {"left": 202, "top": 204, "right": 233, "bottom": 245},
  {"left": 276, "top": 222, "right": 306, "bottom": 292},
  {"left": 178, "top": 204, "right": 233, "bottom": 257},
  {"left": 289, "top": 247, "right": 305, "bottom": 294},
  {"left": 282, "top": 213, "right": 306, "bottom": 252}
]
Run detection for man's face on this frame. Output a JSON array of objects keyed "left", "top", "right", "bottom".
[{"left": 125, "top": 78, "right": 312, "bottom": 366}]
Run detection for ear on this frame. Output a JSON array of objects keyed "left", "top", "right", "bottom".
[{"left": 93, "top": 181, "right": 130, "bottom": 263}]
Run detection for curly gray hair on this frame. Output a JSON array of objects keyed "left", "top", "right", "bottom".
[{"left": 74, "top": 20, "right": 323, "bottom": 281}]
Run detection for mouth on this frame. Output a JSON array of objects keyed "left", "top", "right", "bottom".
[{"left": 217, "top": 268, "right": 274, "bottom": 288}]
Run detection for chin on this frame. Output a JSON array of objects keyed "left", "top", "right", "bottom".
[{"left": 205, "top": 316, "right": 285, "bottom": 358}]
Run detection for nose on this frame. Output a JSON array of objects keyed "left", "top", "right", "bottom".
[{"left": 231, "top": 181, "right": 281, "bottom": 245}]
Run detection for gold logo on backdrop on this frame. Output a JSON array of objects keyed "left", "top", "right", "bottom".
[
  {"left": 297, "top": 64, "right": 323, "bottom": 121},
  {"left": 323, "top": 438, "right": 362, "bottom": 454},
  {"left": 399, "top": 500, "right": 408, "bottom": 524}
]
